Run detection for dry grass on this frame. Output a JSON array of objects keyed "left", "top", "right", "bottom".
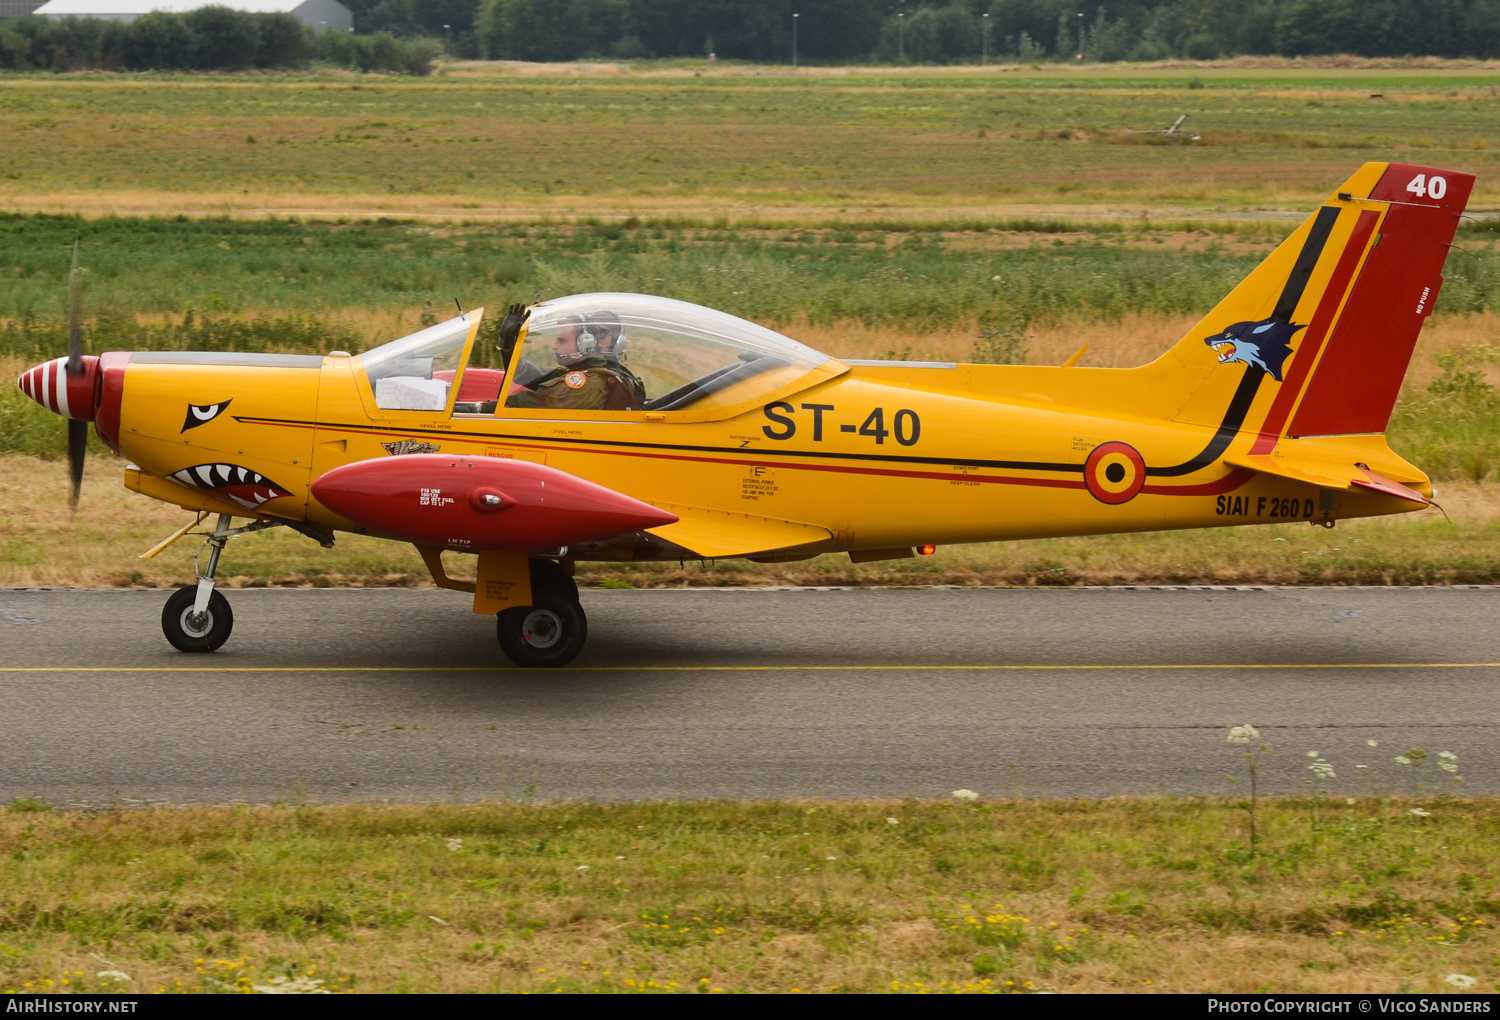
[
  {"left": 1, "top": 67, "right": 1496, "bottom": 221},
  {"left": 0, "top": 797, "right": 1494, "bottom": 994},
  {"left": 439, "top": 56, "right": 1500, "bottom": 78}
]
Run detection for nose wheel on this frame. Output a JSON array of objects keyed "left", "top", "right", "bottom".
[
  {"left": 162, "top": 512, "right": 236, "bottom": 653},
  {"left": 162, "top": 586, "right": 234, "bottom": 652}
]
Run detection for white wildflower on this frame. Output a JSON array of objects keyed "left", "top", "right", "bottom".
[
  {"left": 615, "top": 855, "right": 626, "bottom": 860},
  {"left": 576, "top": 865, "right": 590, "bottom": 871},
  {"left": 826, "top": 856, "right": 837, "bottom": 861},
  {"left": 1307, "top": 750, "right": 1319, "bottom": 758},
  {"left": 1446, "top": 974, "right": 1477, "bottom": 990},
  {"left": 1308, "top": 759, "right": 1336, "bottom": 780},
  {"left": 886, "top": 818, "right": 900, "bottom": 825},
  {"left": 1409, "top": 808, "right": 1432, "bottom": 818},
  {"left": 951, "top": 789, "right": 979, "bottom": 802},
  {"left": 1439, "top": 751, "right": 1457, "bottom": 761},
  {"left": 1227, "top": 724, "right": 1260, "bottom": 745},
  {"left": 95, "top": 971, "right": 131, "bottom": 984},
  {"left": 1440, "top": 762, "right": 1460, "bottom": 774},
  {"left": 1395, "top": 756, "right": 1413, "bottom": 766},
  {"left": 1367, "top": 739, "right": 1378, "bottom": 748},
  {"left": 446, "top": 837, "right": 463, "bottom": 853},
  {"left": 1346, "top": 798, "right": 1356, "bottom": 805},
  {"left": 1355, "top": 764, "right": 1368, "bottom": 771},
  {"left": 252, "top": 975, "right": 330, "bottom": 994}
]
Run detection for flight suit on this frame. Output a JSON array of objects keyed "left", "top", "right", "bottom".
[{"left": 505, "top": 358, "right": 639, "bottom": 411}]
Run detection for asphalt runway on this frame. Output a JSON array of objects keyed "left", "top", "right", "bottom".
[{"left": 0, "top": 586, "right": 1496, "bottom": 805}]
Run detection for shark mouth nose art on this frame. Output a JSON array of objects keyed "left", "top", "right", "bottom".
[{"left": 169, "top": 463, "right": 291, "bottom": 509}]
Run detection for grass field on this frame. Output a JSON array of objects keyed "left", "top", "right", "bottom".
[
  {"left": 0, "top": 793, "right": 1494, "bottom": 994},
  {"left": 1, "top": 64, "right": 1498, "bottom": 220},
  {"left": 3, "top": 212, "right": 1499, "bottom": 328}
]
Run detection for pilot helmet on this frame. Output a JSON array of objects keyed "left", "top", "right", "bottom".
[{"left": 587, "top": 311, "right": 628, "bottom": 362}]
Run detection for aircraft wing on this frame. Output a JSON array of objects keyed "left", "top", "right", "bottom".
[
  {"left": 1223, "top": 454, "right": 1429, "bottom": 504},
  {"left": 646, "top": 504, "right": 834, "bottom": 558}
]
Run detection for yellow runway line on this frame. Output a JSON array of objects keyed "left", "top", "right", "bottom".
[{"left": 2, "top": 663, "right": 1500, "bottom": 673}]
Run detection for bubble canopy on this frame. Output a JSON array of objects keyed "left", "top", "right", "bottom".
[{"left": 511, "top": 293, "right": 836, "bottom": 413}]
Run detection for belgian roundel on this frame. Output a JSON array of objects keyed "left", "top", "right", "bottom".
[{"left": 1084, "top": 442, "right": 1146, "bottom": 505}]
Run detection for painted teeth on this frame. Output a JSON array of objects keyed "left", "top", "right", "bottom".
[{"left": 168, "top": 463, "right": 286, "bottom": 501}]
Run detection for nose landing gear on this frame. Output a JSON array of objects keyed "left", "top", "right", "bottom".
[{"left": 162, "top": 512, "right": 235, "bottom": 653}]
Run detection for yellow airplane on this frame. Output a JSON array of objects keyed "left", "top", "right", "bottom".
[{"left": 17, "top": 161, "right": 1472, "bottom": 666}]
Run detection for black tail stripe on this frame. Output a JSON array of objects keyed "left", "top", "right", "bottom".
[
  {"left": 1146, "top": 367, "right": 1265, "bottom": 477},
  {"left": 1273, "top": 206, "right": 1342, "bottom": 322},
  {"left": 1147, "top": 205, "right": 1342, "bottom": 478}
]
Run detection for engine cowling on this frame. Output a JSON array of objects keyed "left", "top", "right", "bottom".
[{"left": 310, "top": 454, "right": 678, "bottom": 551}]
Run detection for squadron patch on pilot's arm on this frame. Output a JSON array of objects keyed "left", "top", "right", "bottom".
[{"left": 564, "top": 371, "right": 587, "bottom": 389}]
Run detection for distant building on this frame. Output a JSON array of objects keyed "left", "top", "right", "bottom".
[
  {"left": 0, "top": 2, "right": 46, "bottom": 17},
  {"left": 30, "top": 0, "right": 352, "bottom": 31}
]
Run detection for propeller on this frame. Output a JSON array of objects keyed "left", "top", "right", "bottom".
[{"left": 65, "top": 239, "right": 86, "bottom": 510}]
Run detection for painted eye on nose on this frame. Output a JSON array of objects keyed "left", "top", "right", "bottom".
[{"left": 181, "top": 399, "right": 233, "bottom": 433}]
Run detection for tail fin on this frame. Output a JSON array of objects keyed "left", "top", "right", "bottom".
[{"left": 1165, "top": 162, "right": 1472, "bottom": 457}]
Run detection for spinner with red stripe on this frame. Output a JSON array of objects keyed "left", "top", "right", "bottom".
[
  {"left": 16, "top": 356, "right": 98, "bottom": 421},
  {"left": 1084, "top": 442, "right": 1146, "bottom": 505}
]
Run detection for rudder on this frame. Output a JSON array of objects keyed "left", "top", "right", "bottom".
[{"left": 1285, "top": 163, "right": 1473, "bottom": 438}]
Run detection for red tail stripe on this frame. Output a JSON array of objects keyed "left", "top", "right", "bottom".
[{"left": 1248, "top": 209, "right": 1380, "bottom": 456}]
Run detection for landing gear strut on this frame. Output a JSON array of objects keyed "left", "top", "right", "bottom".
[
  {"left": 496, "top": 559, "right": 587, "bottom": 668},
  {"left": 162, "top": 513, "right": 234, "bottom": 653}
]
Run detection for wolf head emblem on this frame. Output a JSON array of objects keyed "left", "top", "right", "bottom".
[{"left": 1204, "top": 318, "right": 1306, "bottom": 382}]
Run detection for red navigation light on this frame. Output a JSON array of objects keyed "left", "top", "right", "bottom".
[{"left": 918, "top": 544, "right": 937, "bottom": 556}]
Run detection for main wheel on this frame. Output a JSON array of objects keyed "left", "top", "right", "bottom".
[
  {"left": 497, "top": 594, "right": 587, "bottom": 668},
  {"left": 162, "top": 586, "right": 234, "bottom": 653}
]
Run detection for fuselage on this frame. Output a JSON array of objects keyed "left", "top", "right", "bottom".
[{"left": 95, "top": 343, "right": 1425, "bottom": 563}]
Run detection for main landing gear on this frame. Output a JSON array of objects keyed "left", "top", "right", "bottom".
[{"left": 496, "top": 558, "right": 587, "bottom": 668}]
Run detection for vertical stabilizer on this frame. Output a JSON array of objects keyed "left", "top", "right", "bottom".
[{"left": 1157, "top": 162, "right": 1471, "bottom": 463}]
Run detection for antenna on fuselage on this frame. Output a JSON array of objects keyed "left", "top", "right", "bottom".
[{"left": 454, "top": 298, "right": 464, "bottom": 317}]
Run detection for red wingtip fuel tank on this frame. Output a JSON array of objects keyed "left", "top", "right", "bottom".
[{"left": 310, "top": 454, "right": 679, "bottom": 551}]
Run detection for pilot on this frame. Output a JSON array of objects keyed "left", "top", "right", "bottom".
[
  {"left": 503, "top": 311, "right": 643, "bottom": 411},
  {"left": 584, "top": 311, "right": 648, "bottom": 407}
]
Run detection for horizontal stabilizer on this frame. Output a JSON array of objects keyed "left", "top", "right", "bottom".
[
  {"left": 647, "top": 504, "right": 833, "bottom": 558},
  {"left": 1224, "top": 454, "right": 1429, "bottom": 504}
]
